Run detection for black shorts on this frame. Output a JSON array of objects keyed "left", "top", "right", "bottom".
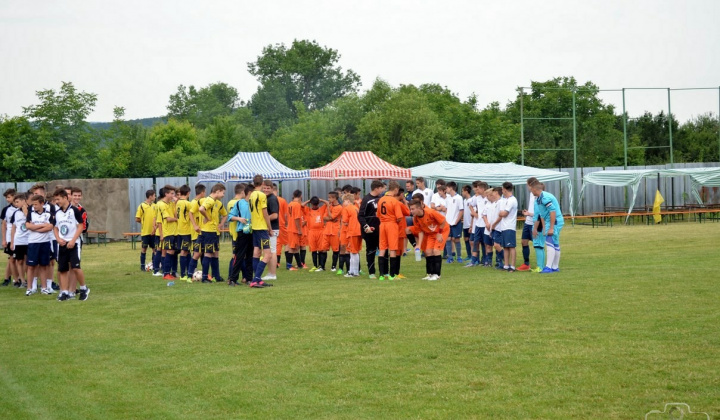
[
  {"left": 27, "top": 242, "right": 51, "bottom": 267},
  {"left": 51, "top": 240, "right": 58, "bottom": 261},
  {"left": 141, "top": 234, "right": 155, "bottom": 249},
  {"left": 4, "top": 244, "right": 13, "bottom": 257},
  {"left": 57, "top": 243, "right": 81, "bottom": 272},
  {"left": 12, "top": 244, "right": 28, "bottom": 260}
]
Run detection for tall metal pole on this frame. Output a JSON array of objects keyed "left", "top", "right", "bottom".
[
  {"left": 520, "top": 87, "right": 525, "bottom": 165},
  {"left": 572, "top": 88, "right": 577, "bottom": 224},
  {"left": 667, "top": 88, "right": 674, "bottom": 167},
  {"left": 622, "top": 88, "right": 628, "bottom": 169}
]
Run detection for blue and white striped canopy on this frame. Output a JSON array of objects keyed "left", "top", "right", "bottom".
[{"left": 197, "top": 152, "right": 310, "bottom": 183}]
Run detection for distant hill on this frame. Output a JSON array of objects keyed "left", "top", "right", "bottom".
[{"left": 89, "top": 116, "right": 165, "bottom": 130}]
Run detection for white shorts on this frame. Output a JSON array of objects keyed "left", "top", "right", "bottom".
[{"left": 270, "top": 230, "right": 278, "bottom": 251}]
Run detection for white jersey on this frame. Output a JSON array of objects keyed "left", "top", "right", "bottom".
[
  {"left": 463, "top": 197, "right": 473, "bottom": 229},
  {"left": 499, "top": 195, "right": 518, "bottom": 231},
  {"left": 418, "top": 188, "right": 433, "bottom": 207},
  {"left": 28, "top": 209, "right": 54, "bottom": 244},
  {"left": 483, "top": 200, "right": 497, "bottom": 236},
  {"left": 54, "top": 205, "right": 83, "bottom": 242},
  {"left": 3, "top": 205, "right": 18, "bottom": 243},
  {"left": 10, "top": 209, "right": 28, "bottom": 246},
  {"left": 445, "top": 192, "right": 463, "bottom": 226},
  {"left": 473, "top": 195, "right": 487, "bottom": 228},
  {"left": 431, "top": 193, "right": 446, "bottom": 216},
  {"left": 524, "top": 192, "right": 537, "bottom": 226}
]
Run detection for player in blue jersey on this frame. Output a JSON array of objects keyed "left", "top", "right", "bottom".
[{"left": 531, "top": 182, "right": 564, "bottom": 273}]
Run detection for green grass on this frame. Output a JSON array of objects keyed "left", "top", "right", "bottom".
[{"left": 1, "top": 223, "right": 719, "bottom": 419}]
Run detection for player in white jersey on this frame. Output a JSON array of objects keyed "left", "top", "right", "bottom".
[
  {"left": 483, "top": 187, "right": 504, "bottom": 268},
  {"left": 461, "top": 185, "right": 474, "bottom": 263},
  {"left": 466, "top": 181, "right": 489, "bottom": 267},
  {"left": 443, "top": 182, "right": 464, "bottom": 263},
  {"left": 493, "top": 182, "right": 518, "bottom": 272},
  {"left": 25, "top": 194, "right": 55, "bottom": 295},
  {"left": 9, "top": 194, "right": 29, "bottom": 289},
  {"left": 1, "top": 188, "right": 18, "bottom": 287},
  {"left": 414, "top": 177, "right": 434, "bottom": 207},
  {"left": 52, "top": 189, "right": 89, "bottom": 301}
]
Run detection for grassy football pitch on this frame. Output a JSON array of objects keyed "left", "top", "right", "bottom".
[{"left": 1, "top": 223, "right": 718, "bottom": 419}]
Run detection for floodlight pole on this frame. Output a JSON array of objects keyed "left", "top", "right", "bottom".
[
  {"left": 520, "top": 87, "right": 525, "bottom": 165},
  {"left": 572, "top": 88, "right": 578, "bottom": 223},
  {"left": 667, "top": 88, "right": 674, "bottom": 167},
  {"left": 622, "top": 88, "right": 628, "bottom": 169}
]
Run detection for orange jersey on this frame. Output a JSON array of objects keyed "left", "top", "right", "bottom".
[
  {"left": 346, "top": 205, "right": 362, "bottom": 237},
  {"left": 323, "top": 203, "right": 342, "bottom": 236},
  {"left": 287, "top": 201, "right": 303, "bottom": 234},
  {"left": 398, "top": 202, "right": 410, "bottom": 238},
  {"left": 307, "top": 207, "right": 325, "bottom": 231},
  {"left": 413, "top": 207, "right": 447, "bottom": 234},
  {"left": 278, "top": 196, "right": 289, "bottom": 231},
  {"left": 377, "top": 195, "right": 404, "bottom": 224}
]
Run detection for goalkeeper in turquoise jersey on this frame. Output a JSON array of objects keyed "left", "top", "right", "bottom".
[{"left": 531, "top": 182, "right": 564, "bottom": 273}]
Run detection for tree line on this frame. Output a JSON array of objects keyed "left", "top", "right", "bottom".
[{"left": 1, "top": 39, "right": 718, "bottom": 182}]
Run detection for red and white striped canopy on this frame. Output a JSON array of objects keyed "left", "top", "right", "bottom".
[{"left": 310, "top": 151, "right": 412, "bottom": 180}]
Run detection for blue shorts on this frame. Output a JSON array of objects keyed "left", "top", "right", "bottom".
[
  {"left": 463, "top": 228, "right": 471, "bottom": 240},
  {"left": 544, "top": 224, "right": 563, "bottom": 248},
  {"left": 27, "top": 242, "right": 52, "bottom": 267},
  {"left": 472, "top": 227, "right": 483, "bottom": 245},
  {"left": 533, "top": 231, "right": 546, "bottom": 248},
  {"left": 51, "top": 240, "right": 58, "bottom": 261},
  {"left": 491, "top": 230, "right": 502, "bottom": 246},
  {"left": 141, "top": 235, "right": 155, "bottom": 249},
  {"left": 484, "top": 233, "right": 493, "bottom": 247},
  {"left": 449, "top": 223, "right": 462, "bottom": 238},
  {"left": 500, "top": 230, "right": 516, "bottom": 248},
  {"left": 405, "top": 216, "right": 414, "bottom": 227},
  {"left": 200, "top": 231, "right": 218, "bottom": 254},
  {"left": 252, "top": 230, "right": 271, "bottom": 250},
  {"left": 521, "top": 224, "right": 533, "bottom": 241},
  {"left": 178, "top": 235, "right": 192, "bottom": 252},
  {"left": 162, "top": 235, "right": 176, "bottom": 251}
]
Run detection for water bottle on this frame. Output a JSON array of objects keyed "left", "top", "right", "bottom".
[{"left": 414, "top": 248, "right": 422, "bottom": 262}]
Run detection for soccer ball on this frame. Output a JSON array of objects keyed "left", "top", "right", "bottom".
[
  {"left": 192, "top": 271, "right": 203, "bottom": 282},
  {"left": 145, "top": 262, "right": 153, "bottom": 272}
]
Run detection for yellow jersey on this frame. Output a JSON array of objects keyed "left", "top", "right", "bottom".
[
  {"left": 217, "top": 203, "right": 228, "bottom": 235},
  {"left": 189, "top": 198, "right": 202, "bottom": 240},
  {"left": 160, "top": 200, "right": 178, "bottom": 236},
  {"left": 248, "top": 190, "right": 268, "bottom": 231},
  {"left": 135, "top": 202, "right": 156, "bottom": 236},
  {"left": 200, "top": 196, "right": 223, "bottom": 233},
  {"left": 175, "top": 199, "right": 192, "bottom": 236},
  {"left": 227, "top": 198, "right": 239, "bottom": 241}
]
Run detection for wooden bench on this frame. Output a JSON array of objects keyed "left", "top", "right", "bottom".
[
  {"left": 86, "top": 230, "right": 108, "bottom": 246},
  {"left": 123, "top": 232, "right": 141, "bottom": 249}
]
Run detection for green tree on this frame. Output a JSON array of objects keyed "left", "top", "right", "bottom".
[
  {"left": 167, "top": 82, "right": 240, "bottom": 128},
  {"left": 357, "top": 86, "right": 452, "bottom": 167},
  {"left": 248, "top": 39, "right": 361, "bottom": 131},
  {"left": 506, "top": 77, "right": 623, "bottom": 168},
  {"left": 200, "top": 115, "right": 259, "bottom": 159},
  {"left": 22, "top": 81, "right": 99, "bottom": 178},
  {"left": 95, "top": 107, "right": 159, "bottom": 178},
  {"left": 0, "top": 116, "right": 64, "bottom": 181},
  {"left": 675, "top": 113, "right": 720, "bottom": 162}
]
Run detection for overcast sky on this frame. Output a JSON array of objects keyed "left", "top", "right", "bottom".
[{"left": 1, "top": 0, "right": 718, "bottom": 123}]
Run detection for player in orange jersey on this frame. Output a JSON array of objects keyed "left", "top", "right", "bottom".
[
  {"left": 305, "top": 197, "right": 326, "bottom": 271},
  {"left": 408, "top": 199, "right": 449, "bottom": 281},
  {"left": 394, "top": 189, "right": 411, "bottom": 279},
  {"left": 286, "top": 190, "right": 303, "bottom": 271},
  {"left": 320, "top": 191, "right": 342, "bottom": 272},
  {"left": 273, "top": 184, "right": 289, "bottom": 269},
  {"left": 342, "top": 193, "right": 362, "bottom": 277},
  {"left": 376, "top": 181, "right": 405, "bottom": 280}
]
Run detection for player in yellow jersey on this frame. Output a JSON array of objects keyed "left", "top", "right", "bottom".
[
  {"left": 175, "top": 185, "right": 193, "bottom": 282},
  {"left": 248, "top": 174, "right": 273, "bottom": 288},
  {"left": 198, "top": 183, "right": 226, "bottom": 282},
  {"left": 213, "top": 199, "right": 228, "bottom": 282},
  {"left": 187, "top": 184, "right": 206, "bottom": 278},
  {"left": 135, "top": 189, "right": 156, "bottom": 272},
  {"left": 156, "top": 185, "right": 178, "bottom": 282}
]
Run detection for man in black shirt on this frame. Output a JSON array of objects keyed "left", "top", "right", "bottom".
[
  {"left": 262, "top": 180, "right": 280, "bottom": 280},
  {"left": 358, "top": 180, "right": 386, "bottom": 279}
]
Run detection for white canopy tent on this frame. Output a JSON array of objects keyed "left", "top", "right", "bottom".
[
  {"left": 197, "top": 151, "right": 310, "bottom": 183},
  {"left": 578, "top": 167, "right": 720, "bottom": 220},
  {"left": 410, "top": 161, "right": 575, "bottom": 216}
]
